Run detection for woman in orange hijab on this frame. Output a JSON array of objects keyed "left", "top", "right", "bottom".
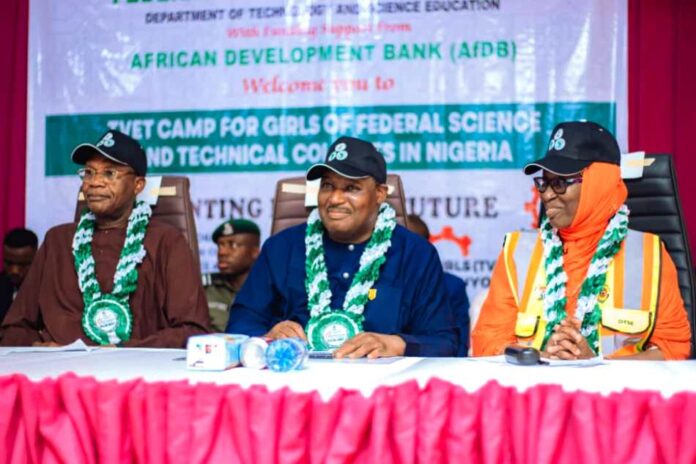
[{"left": 472, "top": 121, "right": 691, "bottom": 360}]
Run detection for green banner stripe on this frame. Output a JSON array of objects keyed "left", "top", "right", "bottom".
[{"left": 45, "top": 102, "right": 614, "bottom": 176}]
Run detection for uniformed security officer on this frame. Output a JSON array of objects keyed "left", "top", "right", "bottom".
[{"left": 203, "top": 219, "right": 260, "bottom": 332}]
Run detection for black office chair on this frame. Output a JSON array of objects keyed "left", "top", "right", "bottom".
[{"left": 624, "top": 154, "right": 695, "bottom": 354}]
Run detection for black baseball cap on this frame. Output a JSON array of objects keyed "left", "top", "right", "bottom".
[
  {"left": 306, "top": 136, "right": 387, "bottom": 184},
  {"left": 71, "top": 129, "right": 148, "bottom": 176},
  {"left": 523, "top": 121, "right": 620, "bottom": 176}
]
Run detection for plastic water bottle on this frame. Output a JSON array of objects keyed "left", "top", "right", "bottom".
[
  {"left": 265, "top": 338, "right": 308, "bottom": 372},
  {"left": 240, "top": 337, "right": 270, "bottom": 369}
]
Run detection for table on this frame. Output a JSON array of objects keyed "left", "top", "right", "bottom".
[{"left": 1, "top": 348, "right": 695, "bottom": 463}]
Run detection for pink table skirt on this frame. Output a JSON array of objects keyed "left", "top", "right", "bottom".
[{"left": 1, "top": 373, "right": 695, "bottom": 464}]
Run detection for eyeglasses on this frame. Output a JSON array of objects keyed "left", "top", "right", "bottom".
[
  {"left": 78, "top": 167, "right": 136, "bottom": 183},
  {"left": 533, "top": 176, "right": 583, "bottom": 194}
]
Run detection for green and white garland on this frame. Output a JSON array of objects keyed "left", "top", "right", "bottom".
[
  {"left": 72, "top": 201, "right": 152, "bottom": 345},
  {"left": 539, "top": 204, "right": 629, "bottom": 354},
  {"left": 304, "top": 203, "right": 396, "bottom": 349}
]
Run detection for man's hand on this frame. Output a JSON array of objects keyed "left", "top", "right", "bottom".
[
  {"left": 334, "top": 332, "right": 406, "bottom": 359},
  {"left": 544, "top": 318, "right": 595, "bottom": 360},
  {"left": 265, "top": 321, "right": 307, "bottom": 341}
]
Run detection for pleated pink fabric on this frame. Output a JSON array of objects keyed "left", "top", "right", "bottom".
[{"left": 1, "top": 374, "right": 694, "bottom": 464}]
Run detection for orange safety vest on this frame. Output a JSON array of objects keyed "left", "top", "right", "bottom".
[{"left": 502, "top": 229, "right": 661, "bottom": 357}]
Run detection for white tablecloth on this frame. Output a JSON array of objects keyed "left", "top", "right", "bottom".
[{"left": 1, "top": 347, "right": 695, "bottom": 399}]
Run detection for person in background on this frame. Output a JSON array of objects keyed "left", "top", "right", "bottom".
[
  {"left": 1, "top": 129, "right": 209, "bottom": 347},
  {"left": 203, "top": 219, "right": 260, "bottom": 332},
  {"left": 407, "top": 214, "right": 471, "bottom": 356},
  {"left": 0, "top": 228, "right": 39, "bottom": 324},
  {"left": 472, "top": 121, "right": 691, "bottom": 360},
  {"left": 227, "top": 136, "right": 457, "bottom": 358}
]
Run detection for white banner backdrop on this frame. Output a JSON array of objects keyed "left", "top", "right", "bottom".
[{"left": 27, "top": 0, "right": 627, "bottom": 297}]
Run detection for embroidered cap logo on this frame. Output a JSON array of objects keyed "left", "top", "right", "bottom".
[
  {"left": 96, "top": 132, "right": 116, "bottom": 148},
  {"left": 548, "top": 129, "right": 566, "bottom": 151},
  {"left": 327, "top": 142, "right": 349, "bottom": 162}
]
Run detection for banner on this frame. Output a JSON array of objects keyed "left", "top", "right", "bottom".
[{"left": 27, "top": 0, "right": 627, "bottom": 298}]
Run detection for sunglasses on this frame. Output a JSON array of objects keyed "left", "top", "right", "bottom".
[{"left": 533, "top": 176, "right": 583, "bottom": 194}]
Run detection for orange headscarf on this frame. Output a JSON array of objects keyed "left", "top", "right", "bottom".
[{"left": 560, "top": 162, "right": 627, "bottom": 315}]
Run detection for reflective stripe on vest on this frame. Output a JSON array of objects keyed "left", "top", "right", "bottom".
[{"left": 503, "top": 229, "right": 661, "bottom": 357}]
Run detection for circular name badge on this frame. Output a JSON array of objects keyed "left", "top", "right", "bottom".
[
  {"left": 307, "top": 311, "right": 361, "bottom": 351},
  {"left": 82, "top": 295, "right": 132, "bottom": 345}
]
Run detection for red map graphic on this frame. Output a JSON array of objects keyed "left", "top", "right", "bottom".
[{"left": 430, "top": 227, "right": 472, "bottom": 257}]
